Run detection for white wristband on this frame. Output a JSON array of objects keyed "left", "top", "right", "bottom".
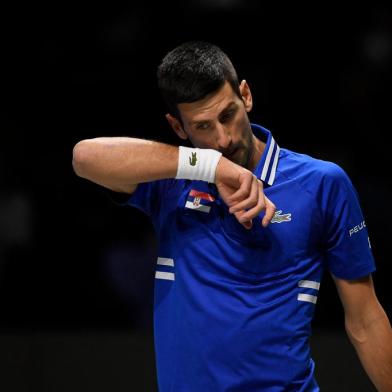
[{"left": 175, "top": 146, "right": 222, "bottom": 183}]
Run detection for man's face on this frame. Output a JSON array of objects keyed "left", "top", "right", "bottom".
[{"left": 168, "top": 80, "right": 255, "bottom": 168}]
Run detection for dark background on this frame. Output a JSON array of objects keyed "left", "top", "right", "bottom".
[{"left": 1, "top": 2, "right": 391, "bottom": 391}]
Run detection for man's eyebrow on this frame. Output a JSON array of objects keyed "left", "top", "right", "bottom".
[
  {"left": 219, "top": 101, "right": 238, "bottom": 115},
  {"left": 190, "top": 102, "right": 238, "bottom": 126},
  {"left": 191, "top": 118, "right": 210, "bottom": 126},
  {"left": 221, "top": 101, "right": 237, "bottom": 112}
]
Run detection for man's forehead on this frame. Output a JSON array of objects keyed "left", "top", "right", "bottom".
[{"left": 178, "top": 84, "right": 238, "bottom": 122}]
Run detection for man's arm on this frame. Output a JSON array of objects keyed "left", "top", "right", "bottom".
[
  {"left": 333, "top": 274, "right": 392, "bottom": 391},
  {"left": 72, "top": 137, "right": 178, "bottom": 194},
  {"left": 72, "top": 137, "right": 275, "bottom": 227}
]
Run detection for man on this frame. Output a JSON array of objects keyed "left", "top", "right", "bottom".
[{"left": 72, "top": 41, "right": 392, "bottom": 391}]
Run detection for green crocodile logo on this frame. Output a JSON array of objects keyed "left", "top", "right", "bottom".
[
  {"left": 189, "top": 152, "right": 197, "bottom": 166},
  {"left": 271, "top": 210, "right": 292, "bottom": 223}
]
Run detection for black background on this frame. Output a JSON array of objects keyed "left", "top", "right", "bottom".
[{"left": 1, "top": 2, "right": 391, "bottom": 391}]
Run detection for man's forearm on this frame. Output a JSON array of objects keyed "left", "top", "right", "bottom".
[
  {"left": 346, "top": 308, "right": 392, "bottom": 391},
  {"left": 72, "top": 136, "right": 276, "bottom": 228},
  {"left": 72, "top": 137, "right": 179, "bottom": 191}
]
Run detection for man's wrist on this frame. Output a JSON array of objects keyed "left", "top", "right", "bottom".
[{"left": 175, "top": 146, "right": 222, "bottom": 183}]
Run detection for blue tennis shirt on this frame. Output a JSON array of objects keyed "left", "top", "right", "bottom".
[{"left": 119, "top": 123, "right": 375, "bottom": 391}]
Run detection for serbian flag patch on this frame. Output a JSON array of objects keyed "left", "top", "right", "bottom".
[{"left": 185, "top": 189, "right": 215, "bottom": 213}]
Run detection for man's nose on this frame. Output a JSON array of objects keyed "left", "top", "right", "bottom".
[{"left": 216, "top": 123, "right": 232, "bottom": 151}]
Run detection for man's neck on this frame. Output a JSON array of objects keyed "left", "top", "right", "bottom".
[{"left": 248, "top": 134, "right": 266, "bottom": 172}]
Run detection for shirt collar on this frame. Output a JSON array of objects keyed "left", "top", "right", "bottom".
[{"left": 251, "top": 123, "right": 281, "bottom": 186}]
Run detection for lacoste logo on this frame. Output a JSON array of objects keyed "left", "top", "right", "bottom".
[
  {"left": 189, "top": 152, "right": 197, "bottom": 166},
  {"left": 271, "top": 210, "right": 292, "bottom": 223}
]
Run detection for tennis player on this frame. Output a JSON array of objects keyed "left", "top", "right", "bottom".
[{"left": 72, "top": 41, "right": 392, "bottom": 391}]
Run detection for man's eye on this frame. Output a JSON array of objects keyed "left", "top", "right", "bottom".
[
  {"left": 221, "top": 111, "right": 234, "bottom": 122},
  {"left": 197, "top": 123, "right": 210, "bottom": 130}
]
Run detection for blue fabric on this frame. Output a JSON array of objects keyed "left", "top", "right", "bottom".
[{"left": 121, "top": 124, "right": 375, "bottom": 391}]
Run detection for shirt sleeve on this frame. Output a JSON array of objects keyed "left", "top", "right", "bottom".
[
  {"left": 319, "top": 163, "right": 376, "bottom": 280},
  {"left": 105, "top": 179, "right": 177, "bottom": 220}
]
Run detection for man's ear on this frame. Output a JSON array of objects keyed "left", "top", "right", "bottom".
[
  {"left": 165, "top": 113, "right": 188, "bottom": 140},
  {"left": 239, "top": 80, "right": 253, "bottom": 113}
]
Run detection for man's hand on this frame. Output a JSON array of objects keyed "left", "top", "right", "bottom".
[{"left": 215, "top": 156, "right": 276, "bottom": 230}]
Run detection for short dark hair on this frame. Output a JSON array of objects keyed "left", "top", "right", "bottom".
[{"left": 157, "top": 41, "right": 241, "bottom": 119}]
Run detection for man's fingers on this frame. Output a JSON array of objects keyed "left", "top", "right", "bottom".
[
  {"left": 227, "top": 172, "right": 252, "bottom": 204},
  {"left": 237, "top": 183, "right": 265, "bottom": 221},
  {"left": 217, "top": 167, "right": 274, "bottom": 230},
  {"left": 231, "top": 185, "right": 276, "bottom": 228},
  {"left": 229, "top": 176, "right": 260, "bottom": 213},
  {"left": 242, "top": 220, "right": 253, "bottom": 230},
  {"left": 262, "top": 197, "right": 276, "bottom": 227},
  {"left": 234, "top": 210, "right": 253, "bottom": 230}
]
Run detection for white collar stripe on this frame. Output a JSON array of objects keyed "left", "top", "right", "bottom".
[
  {"left": 267, "top": 145, "right": 280, "bottom": 185},
  {"left": 260, "top": 138, "right": 276, "bottom": 182}
]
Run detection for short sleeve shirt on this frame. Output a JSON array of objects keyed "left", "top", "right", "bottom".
[{"left": 117, "top": 123, "right": 375, "bottom": 392}]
